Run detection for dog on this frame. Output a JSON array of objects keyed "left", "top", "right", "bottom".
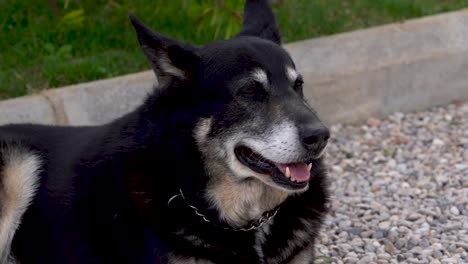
[{"left": 0, "top": 0, "right": 329, "bottom": 263}]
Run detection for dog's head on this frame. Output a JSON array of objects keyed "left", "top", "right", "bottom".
[{"left": 130, "top": 0, "right": 329, "bottom": 195}]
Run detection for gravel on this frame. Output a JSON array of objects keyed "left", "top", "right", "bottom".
[{"left": 316, "top": 101, "right": 468, "bottom": 264}]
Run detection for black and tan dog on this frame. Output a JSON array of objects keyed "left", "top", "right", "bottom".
[{"left": 0, "top": 1, "right": 329, "bottom": 263}]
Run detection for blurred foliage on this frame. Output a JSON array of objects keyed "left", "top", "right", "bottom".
[{"left": 1, "top": 0, "right": 468, "bottom": 98}]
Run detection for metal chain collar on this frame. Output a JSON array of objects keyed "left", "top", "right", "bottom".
[{"left": 167, "top": 189, "right": 280, "bottom": 232}]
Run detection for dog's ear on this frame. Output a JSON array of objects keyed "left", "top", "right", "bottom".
[
  {"left": 129, "top": 14, "right": 200, "bottom": 84},
  {"left": 237, "top": 0, "right": 281, "bottom": 44}
]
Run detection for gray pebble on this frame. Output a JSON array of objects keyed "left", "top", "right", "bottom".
[
  {"left": 377, "top": 253, "right": 392, "bottom": 260},
  {"left": 346, "top": 227, "right": 362, "bottom": 236},
  {"left": 407, "top": 213, "right": 421, "bottom": 221},
  {"left": 357, "top": 256, "right": 374, "bottom": 264},
  {"left": 378, "top": 221, "right": 391, "bottom": 230},
  {"left": 395, "top": 238, "right": 407, "bottom": 249},
  {"left": 373, "top": 230, "right": 385, "bottom": 239},
  {"left": 344, "top": 257, "right": 359, "bottom": 264},
  {"left": 450, "top": 206, "right": 460, "bottom": 216},
  {"left": 432, "top": 249, "right": 443, "bottom": 258}
]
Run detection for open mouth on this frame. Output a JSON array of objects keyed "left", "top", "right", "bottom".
[{"left": 234, "top": 146, "right": 312, "bottom": 190}]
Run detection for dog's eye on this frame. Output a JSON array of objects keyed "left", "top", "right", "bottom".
[
  {"left": 293, "top": 78, "right": 304, "bottom": 93},
  {"left": 238, "top": 82, "right": 265, "bottom": 99}
]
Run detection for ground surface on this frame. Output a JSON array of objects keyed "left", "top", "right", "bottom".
[
  {"left": 316, "top": 101, "right": 468, "bottom": 264},
  {"left": 2, "top": 0, "right": 468, "bottom": 98}
]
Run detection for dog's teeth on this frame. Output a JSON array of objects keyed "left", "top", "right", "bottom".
[
  {"left": 285, "top": 166, "right": 291, "bottom": 178},
  {"left": 308, "top": 163, "right": 312, "bottom": 171}
]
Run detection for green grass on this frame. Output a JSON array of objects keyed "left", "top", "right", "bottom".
[{"left": 1, "top": 0, "right": 468, "bottom": 99}]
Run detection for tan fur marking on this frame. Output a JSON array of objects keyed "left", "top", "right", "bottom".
[
  {"left": 286, "top": 66, "right": 298, "bottom": 82},
  {"left": 206, "top": 171, "right": 288, "bottom": 227},
  {"left": 252, "top": 68, "right": 269, "bottom": 87},
  {"left": 0, "top": 147, "right": 41, "bottom": 263}
]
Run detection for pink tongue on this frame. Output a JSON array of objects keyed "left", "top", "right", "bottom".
[{"left": 275, "top": 162, "right": 311, "bottom": 182}]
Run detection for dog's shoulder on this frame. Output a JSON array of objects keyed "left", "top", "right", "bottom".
[{"left": 0, "top": 123, "right": 109, "bottom": 262}]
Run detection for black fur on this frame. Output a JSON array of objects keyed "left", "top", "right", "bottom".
[{"left": 1, "top": 1, "right": 329, "bottom": 263}]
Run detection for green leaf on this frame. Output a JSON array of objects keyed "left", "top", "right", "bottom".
[
  {"left": 64, "top": 0, "right": 70, "bottom": 9},
  {"left": 224, "top": 19, "right": 233, "bottom": 39},
  {"left": 57, "top": 45, "right": 72, "bottom": 59},
  {"left": 62, "top": 9, "right": 84, "bottom": 20},
  {"left": 43, "top": 43, "right": 55, "bottom": 54},
  {"left": 59, "top": 9, "right": 85, "bottom": 29},
  {"left": 210, "top": 8, "right": 219, "bottom": 26}
]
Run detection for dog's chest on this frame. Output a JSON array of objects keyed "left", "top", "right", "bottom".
[
  {"left": 169, "top": 224, "right": 265, "bottom": 264},
  {"left": 254, "top": 221, "right": 272, "bottom": 262}
]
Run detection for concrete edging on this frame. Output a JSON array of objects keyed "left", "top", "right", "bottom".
[
  {"left": 2, "top": 9, "right": 468, "bottom": 126},
  {"left": 0, "top": 71, "right": 155, "bottom": 126}
]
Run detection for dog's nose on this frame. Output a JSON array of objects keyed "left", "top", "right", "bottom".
[{"left": 300, "top": 124, "right": 330, "bottom": 151}]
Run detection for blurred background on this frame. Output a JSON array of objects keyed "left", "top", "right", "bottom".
[{"left": 2, "top": 0, "right": 468, "bottom": 99}]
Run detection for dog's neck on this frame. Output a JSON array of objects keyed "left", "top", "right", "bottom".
[{"left": 205, "top": 172, "right": 289, "bottom": 228}]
